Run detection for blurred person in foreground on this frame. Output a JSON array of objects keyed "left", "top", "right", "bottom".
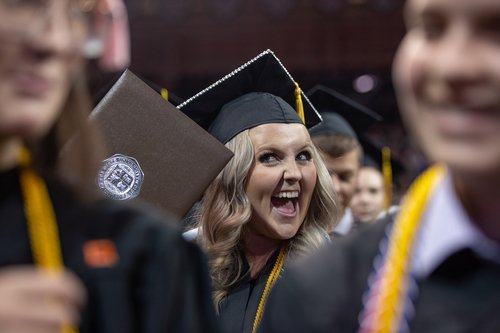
[
  {"left": 0, "top": 0, "right": 217, "bottom": 332},
  {"left": 261, "top": 0, "right": 500, "bottom": 331}
]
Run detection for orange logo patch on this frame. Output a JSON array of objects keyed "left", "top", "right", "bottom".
[{"left": 83, "top": 239, "right": 119, "bottom": 268}]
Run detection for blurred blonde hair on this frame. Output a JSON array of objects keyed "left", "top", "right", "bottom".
[{"left": 198, "top": 129, "right": 338, "bottom": 307}]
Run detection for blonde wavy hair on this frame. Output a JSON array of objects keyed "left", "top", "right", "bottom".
[{"left": 198, "top": 128, "right": 338, "bottom": 307}]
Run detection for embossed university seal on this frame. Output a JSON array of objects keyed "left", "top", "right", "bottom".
[{"left": 97, "top": 154, "right": 144, "bottom": 200}]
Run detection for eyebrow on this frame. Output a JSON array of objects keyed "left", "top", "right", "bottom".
[{"left": 255, "top": 143, "right": 313, "bottom": 153}]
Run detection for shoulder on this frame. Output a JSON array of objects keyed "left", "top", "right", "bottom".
[{"left": 261, "top": 216, "right": 393, "bottom": 333}]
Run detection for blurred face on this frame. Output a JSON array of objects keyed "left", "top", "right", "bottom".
[
  {"left": 245, "top": 123, "right": 317, "bottom": 241},
  {"left": 321, "top": 149, "right": 360, "bottom": 213},
  {"left": 350, "top": 167, "right": 386, "bottom": 223},
  {"left": 393, "top": 0, "right": 500, "bottom": 177},
  {"left": 0, "top": 0, "right": 94, "bottom": 140}
]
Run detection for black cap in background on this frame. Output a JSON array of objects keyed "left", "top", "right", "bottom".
[{"left": 307, "top": 84, "right": 382, "bottom": 133}]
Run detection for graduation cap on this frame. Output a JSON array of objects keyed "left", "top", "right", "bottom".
[
  {"left": 307, "top": 84, "right": 382, "bottom": 136},
  {"left": 178, "top": 49, "right": 322, "bottom": 144},
  {"left": 86, "top": 70, "right": 234, "bottom": 218}
]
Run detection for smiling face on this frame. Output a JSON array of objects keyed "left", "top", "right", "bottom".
[
  {"left": 245, "top": 123, "right": 317, "bottom": 241},
  {"left": 350, "top": 167, "right": 386, "bottom": 223},
  {"left": 393, "top": 0, "right": 500, "bottom": 177},
  {"left": 0, "top": 0, "right": 82, "bottom": 141}
]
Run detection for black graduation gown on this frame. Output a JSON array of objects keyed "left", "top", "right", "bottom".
[
  {"left": 260, "top": 216, "right": 500, "bottom": 333},
  {"left": 218, "top": 250, "right": 281, "bottom": 333},
  {"left": 0, "top": 167, "right": 219, "bottom": 333}
]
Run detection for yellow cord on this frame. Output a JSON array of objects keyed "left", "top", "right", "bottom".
[
  {"left": 252, "top": 246, "right": 286, "bottom": 333},
  {"left": 370, "top": 164, "right": 445, "bottom": 333},
  {"left": 160, "top": 88, "right": 169, "bottom": 101},
  {"left": 381, "top": 146, "right": 393, "bottom": 209},
  {"left": 19, "top": 148, "right": 78, "bottom": 333},
  {"left": 294, "top": 82, "right": 305, "bottom": 124}
]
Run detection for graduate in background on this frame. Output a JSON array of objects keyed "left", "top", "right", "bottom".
[
  {"left": 307, "top": 86, "right": 382, "bottom": 236},
  {"left": 350, "top": 144, "right": 403, "bottom": 231},
  {"left": 180, "top": 50, "right": 337, "bottom": 333},
  {"left": 0, "top": 0, "right": 218, "bottom": 332},
  {"left": 350, "top": 166, "right": 387, "bottom": 225},
  {"left": 260, "top": 0, "right": 500, "bottom": 331}
]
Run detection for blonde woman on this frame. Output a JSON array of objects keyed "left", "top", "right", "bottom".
[{"left": 180, "top": 50, "right": 338, "bottom": 333}]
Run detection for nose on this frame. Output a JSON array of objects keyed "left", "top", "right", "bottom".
[
  {"left": 357, "top": 190, "right": 370, "bottom": 204},
  {"left": 283, "top": 159, "right": 302, "bottom": 183}
]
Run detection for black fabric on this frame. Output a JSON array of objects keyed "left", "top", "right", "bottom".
[
  {"left": 260, "top": 216, "right": 500, "bottom": 333},
  {"left": 0, "top": 168, "right": 219, "bottom": 333},
  {"left": 219, "top": 250, "right": 281, "bottom": 333},
  {"left": 412, "top": 249, "right": 500, "bottom": 332}
]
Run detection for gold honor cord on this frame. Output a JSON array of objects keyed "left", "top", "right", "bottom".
[
  {"left": 358, "top": 164, "right": 446, "bottom": 333},
  {"left": 294, "top": 82, "right": 305, "bottom": 124},
  {"left": 19, "top": 149, "right": 78, "bottom": 333},
  {"left": 252, "top": 246, "right": 286, "bottom": 333},
  {"left": 381, "top": 146, "right": 393, "bottom": 209}
]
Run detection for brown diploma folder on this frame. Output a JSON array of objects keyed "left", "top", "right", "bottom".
[{"left": 90, "top": 69, "right": 233, "bottom": 218}]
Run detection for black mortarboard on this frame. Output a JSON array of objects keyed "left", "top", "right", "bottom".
[
  {"left": 306, "top": 84, "right": 382, "bottom": 133},
  {"left": 178, "top": 49, "right": 322, "bottom": 144},
  {"left": 308, "top": 112, "right": 358, "bottom": 139},
  {"left": 86, "top": 70, "right": 233, "bottom": 218},
  {"left": 360, "top": 138, "right": 404, "bottom": 174}
]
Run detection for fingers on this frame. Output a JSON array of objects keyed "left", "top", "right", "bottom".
[{"left": 0, "top": 266, "right": 87, "bottom": 333}]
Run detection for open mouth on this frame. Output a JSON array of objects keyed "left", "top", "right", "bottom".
[{"left": 271, "top": 191, "right": 299, "bottom": 217}]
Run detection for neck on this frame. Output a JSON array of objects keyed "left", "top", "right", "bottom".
[
  {"left": 243, "top": 231, "right": 281, "bottom": 279},
  {"left": 0, "top": 139, "right": 22, "bottom": 171},
  {"left": 452, "top": 170, "right": 500, "bottom": 242}
]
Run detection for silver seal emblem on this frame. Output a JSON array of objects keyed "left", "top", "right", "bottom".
[{"left": 97, "top": 154, "right": 144, "bottom": 200}]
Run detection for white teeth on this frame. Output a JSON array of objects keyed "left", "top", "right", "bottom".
[{"left": 275, "top": 191, "right": 299, "bottom": 199}]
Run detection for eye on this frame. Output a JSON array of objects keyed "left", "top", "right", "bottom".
[
  {"left": 296, "top": 150, "right": 312, "bottom": 162},
  {"left": 258, "top": 152, "right": 278, "bottom": 164},
  {"left": 338, "top": 172, "right": 354, "bottom": 182},
  {"left": 478, "top": 16, "right": 500, "bottom": 43}
]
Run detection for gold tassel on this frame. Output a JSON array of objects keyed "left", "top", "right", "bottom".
[
  {"left": 382, "top": 146, "right": 393, "bottom": 209},
  {"left": 19, "top": 147, "right": 78, "bottom": 333},
  {"left": 294, "top": 82, "right": 305, "bottom": 124},
  {"left": 160, "top": 88, "right": 169, "bottom": 101}
]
